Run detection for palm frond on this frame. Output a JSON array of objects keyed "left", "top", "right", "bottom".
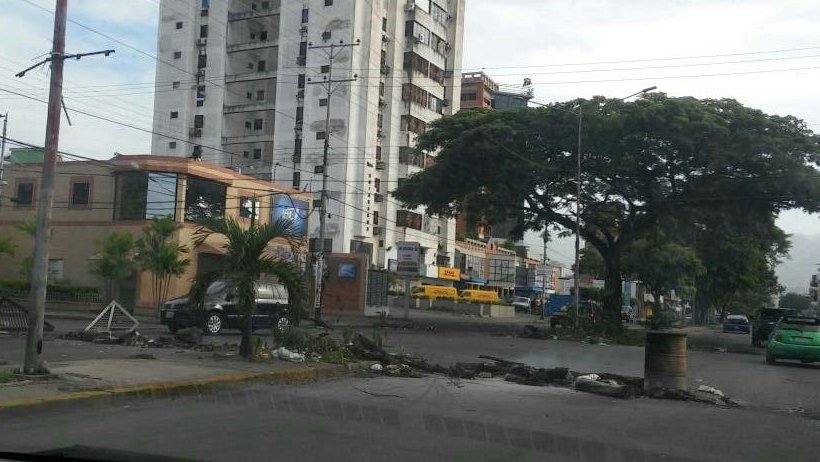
[
  {"left": 257, "top": 258, "right": 308, "bottom": 324},
  {"left": 188, "top": 270, "right": 222, "bottom": 310}
]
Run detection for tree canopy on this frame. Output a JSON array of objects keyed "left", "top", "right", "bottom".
[{"left": 393, "top": 94, "right": 820, "bottom": 322}]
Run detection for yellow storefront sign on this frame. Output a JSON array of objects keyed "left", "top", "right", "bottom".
[{"left": 438, "top": 267, "right": 461, "bottom": 281}]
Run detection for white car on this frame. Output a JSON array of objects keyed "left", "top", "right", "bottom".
[{"left": 512, "top": 296, "right": 532, "bottom": 312}]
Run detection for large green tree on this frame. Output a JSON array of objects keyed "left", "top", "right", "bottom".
[
  {"left": 779, "top": 292, "right": 812, "bottom": 312},
  {"left": 190, "top": 217, "right": 307, "bottom": 359},
  {"left": 393, "top": 95, "right": 820, "bottom": 323},
  {"left": 621, "top": 238, "right": 704, "bottom": 310},
  {"left": 134, "top": 217, "right": 190, "bottom": 315}
]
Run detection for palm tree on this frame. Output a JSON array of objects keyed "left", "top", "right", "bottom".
[
  {"left": 190, "top": 216, "right": 307, "bottom": 359},
  {"left": 134, "top": 217, "right": 190, "bottom": 315},
  {"left": 89, "top": 231, "right": 136, "bottom": 303}
]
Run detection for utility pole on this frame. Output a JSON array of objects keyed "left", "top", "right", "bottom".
[
  {"left": 307, "top": 39, "right": 359, "bottom": 325},
  {"left": 0, "top": 113, "right": 7, "bottom": 207},
  {"left": 16, "top": 0, "right": 114, "bottom": 374},
  {"left": 574, "top": 106, "right": 582, "bottom": 328}
]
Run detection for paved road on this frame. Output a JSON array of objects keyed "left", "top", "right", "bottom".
[{"left": 2, "top": 375, "right": 819, "bottom": 462}]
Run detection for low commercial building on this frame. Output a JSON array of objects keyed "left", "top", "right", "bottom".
[{"left": 0, "top": 155, "right": 309, "bottom": 314}]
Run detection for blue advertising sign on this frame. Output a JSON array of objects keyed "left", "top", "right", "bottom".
[{"left": 272, "top": 195, "right": 308, "bottom": 236}]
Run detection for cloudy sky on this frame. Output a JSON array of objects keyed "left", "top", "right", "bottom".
[{"left": 1, "top": 0, "right": 819, "bottom": 290}]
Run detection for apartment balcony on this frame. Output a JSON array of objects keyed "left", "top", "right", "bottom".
[
  {"left": 223, "top": 101, "right": 276, "bottom": 114},
  {"left": 224, "top": 70, "right": 278, "bottom": 83},
  {"left": 228, "top": 4, "right": 280, "bottom": 21},
  {"left": 227, "top": 39, "right": 279, "bottom": 53},
  {"left": 221, "top": 134, "right": 275, "bottom": 145}
]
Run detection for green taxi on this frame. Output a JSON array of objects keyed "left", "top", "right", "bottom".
[{"left": 766, "top": 316, "right": 820, "bottom": 365}]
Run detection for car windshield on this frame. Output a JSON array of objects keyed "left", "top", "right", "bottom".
[
  {"left": 206, "top": 281, "right": 229, "bottom": 296},
  {"left": 726, "top": 317, "right": 747, "bottom": 324},
  {"left": 779, "top": 318, "right": 820, "bottom": 332}
]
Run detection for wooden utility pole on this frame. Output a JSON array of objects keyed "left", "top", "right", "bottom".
[
  {"left": 17, "top": 0, "right": 114, "bottom": 373},
  {"left": 307, "top": 39, "right": 358, "bottom": 324}
]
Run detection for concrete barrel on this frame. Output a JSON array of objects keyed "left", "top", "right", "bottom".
[{"left": 644, "top": 330, "right": 687, "bottom": 393}]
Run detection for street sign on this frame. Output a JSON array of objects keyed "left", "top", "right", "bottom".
[{"left": 396, "top": 241, "right": 421, "bottom": 276}]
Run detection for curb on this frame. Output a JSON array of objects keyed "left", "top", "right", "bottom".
[{"left": 0, "top": 361, "right": 369, "bottom": 412}]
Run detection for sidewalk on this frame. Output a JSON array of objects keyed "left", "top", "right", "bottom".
[{"left": 0, "top": 336, "right": 366, "bottom": 412}]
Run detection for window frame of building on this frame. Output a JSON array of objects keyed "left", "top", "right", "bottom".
[
  {"left": 321, "top": 31, "right": 331, "bottom": 41},
  {"left": 114, "top": 172, "right": 178, "bottom": 221},
  {"left": 14, "top": 179, "right": 35, "bottom": 207},
  {"left": 316, "top": 131, "right": 327, "bottom": 140},
  {"left": 68, "top": 177, "right": 92, "bottom": 208},
  {"left": 256, "top": 90, "right": 265, "bottom": 101},
  {"left": 319, "top": 98, "right": 328, "bottom": 107},
  {"left": 239, "top": 196, "right": 260, "bottom": 220},
  {"left": 252, "top": 148, "right": 262, "bottom": 159},
  {"left": 375, "top": 146, "right": 382, "bottom": 160},
  {"left": 374, "top": 178, "right": 381, "bottom": 192},
  {"left": 292, "top": 172, "right": 301, "bottom": 188},
  {"left": 169, "top": 141, "right": 177, "bottom": 149},
  {"left": 170, "top": 111, "right": 179, "bottom": 119},
  {"left": 301, "top": 8, "right": 309, "bottom": 23},
  {"left": 253, "top": 118, "right": 263, "bottom": 130},
  {"left": 382, "top": 17, "right": 388, "bottom": 32},
  {"left": 200, "top": 24, "right": 208, "bottom": 38},
  {"left": 172, "top": 81, "right": 180, "bottom": 89},
  {"left": 257, "top": 60, "right": 266, "bottom": 72},
  {"left": 297, "top": 74, "right": 306, "bottom": 89},
  {"left": 373, "top": 211, "right": 379, "bottom": 225},
  {"left": 320, "top": 64, "right": 330, "bottom": 74},
  {"left": 184, "top": 176, "right": 226, "bottom": 223},
  {"left": 175, "top": 21, "right": 183, "bottom": 29},
  {"left": 173, "top": 51, "right": 182, "bottom": 59},
  {"left": 194, "top": 114, "right": 204, "bottom": 128},
  {"left": 259, "top": 30, "right": 268, "bottom": 41},
  {"left": 243, "top": 150, "right": 250, "bottom": 158},
  {"left": 324, "top": 0, "right": 333, "bottom": 5},
  {"left": 198, "top": 54, "right": 207, "bottom": 69}
]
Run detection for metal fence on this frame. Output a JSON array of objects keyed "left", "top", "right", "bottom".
[{"left": 0, "top": 297, "right": 55, "bottom": 332}]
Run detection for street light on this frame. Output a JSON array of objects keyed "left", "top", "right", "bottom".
[{"left": 530, "top": 86, "right": 656, "bottom": 327}]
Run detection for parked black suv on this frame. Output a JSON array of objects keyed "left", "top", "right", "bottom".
[
  {"left": 159, "top": 280, "right": 290, "bottom": 335},
  {"left": 751, "top": 308, "right": 795, "bottom": 347}
]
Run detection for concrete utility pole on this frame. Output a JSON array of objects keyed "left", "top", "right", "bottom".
[
  {"left": 0, "top": 113, "right": 7, "bottom": 207},
  {"left": 16, "top": 0, "right": 114, "bottom": 374},
  {"left": 574, "top": 106, "right": 582, "bottom": 327},
  {"left": 307, "top": 39, "right": 359, "bottom": 324}
]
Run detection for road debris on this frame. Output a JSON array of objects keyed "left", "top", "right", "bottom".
[
  {"left": 273, "top": 347, "right": 305, "bottom": 363},
  {"left": 696, "top": 385, "right": 724, "bottom": 397}
]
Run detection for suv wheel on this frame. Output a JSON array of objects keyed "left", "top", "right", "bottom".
[
  {"left": 273, "top": 315, "right": 290, "bottom": 333},
  {"left": 204, "top": 311, "right": 224, "bottom": 335}
]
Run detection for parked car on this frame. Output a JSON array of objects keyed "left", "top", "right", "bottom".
[
  {"left": 512, "top": 296, "right": 531, "bottom": 312},
  {"left": 621, "top": 306, "right": 635, "bottom": 323},
  {"left": 766, "top": 316, "right": 820, "bottom": 365},
  {"left": 159, "top": 280, "right": 290, "bottom": 335},
  {"left": 550, "top": 301, "right": 600, "bottom": 328},
  {"left": 722, "top": 314, "right": 750, "bottom": 334},
  {"left": 411, "top": 285, "right": 458, "bottom": 301},
  {"left": 751, "top": 308, "right": 796, "bottom": 347}
]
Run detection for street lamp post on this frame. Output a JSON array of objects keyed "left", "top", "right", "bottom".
[{"left": 530, "top": 86, "right": 656, "bottom": 327}]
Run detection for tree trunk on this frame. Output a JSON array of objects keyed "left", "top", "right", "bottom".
[
  {"left": 602, "top": 256, "right": 623, "bottom": 325},
  {"left": 239, "top": 314, "right": 253, "bottom": 358}
]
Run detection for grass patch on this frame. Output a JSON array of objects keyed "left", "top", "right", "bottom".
[{"left": 0, "top": 368, "right": 19, "bottom": 384}]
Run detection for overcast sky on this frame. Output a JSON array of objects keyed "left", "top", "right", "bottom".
[{"left": 1, "top": 0, "right": 818, "bottom": 288}]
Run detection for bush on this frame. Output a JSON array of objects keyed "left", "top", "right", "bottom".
[
  {"left": 0, "top": 280, "right": 101, "bottom": 300},
  {"left": 272, "top": 326, "right": 309, "bottom": 351}
]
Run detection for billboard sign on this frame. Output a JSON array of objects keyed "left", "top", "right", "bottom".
[
  {"left": 438, "top": 267, "right": 461, "bottom": 281},
  {"left": 396, "top": 241, "right": 421, "bottom": 276},
  {"left": 272, "top": 196, "right": 308, "bottom": 236}
]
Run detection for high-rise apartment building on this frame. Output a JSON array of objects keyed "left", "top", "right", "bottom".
[
  {"left": 151, "top": 0, "right": 466, "bottom": 271},
  {"left": 460, "top": 71, "right": 533, "bottom": 111}
]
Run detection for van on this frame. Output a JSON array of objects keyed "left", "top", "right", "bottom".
[
  {"left": 411, "top": 285, "right": 458, "bottom": 301},
  {"left": 459, "top": 289, "right": 501, "bottom": 304}
]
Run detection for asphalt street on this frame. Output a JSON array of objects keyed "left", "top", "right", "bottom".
[{"left": 2, "top": 375, "right": 819, "bottom": 462}]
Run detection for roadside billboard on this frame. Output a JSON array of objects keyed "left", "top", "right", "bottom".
[{"left": 396, "top": 241, "right": 421, "bottom": 276}]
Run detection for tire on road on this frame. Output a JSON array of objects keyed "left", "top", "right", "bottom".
[{"left": 203, "top": 310, "right": 224, "bottom": 335}]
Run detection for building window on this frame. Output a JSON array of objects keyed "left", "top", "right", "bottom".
[
  {"left": 256, "top": 90, "right": 265, "bottom": 101},
  {"left": 379, "top": 82, "right": 385, "bottom": 96},
  {"left": 239, "top": 196, "right": 260, "bottom": 219},
  {"left": 299, "top": 41, "right": 308, "bottom": 57},
  {"left": 253, "top": 118, "right": 263, "bottom": 130},
  {"left": 297, "top": 74, "right": 306, "bottom": 89},
  {"left": 374, "top": 178, "right": 381, "bottom": 192},
  {"left": 198, "top": 54, "right": 207, "bottom": 69},
  {"left": 243, "top": 151, "right": 249, "bottom": 158},
  {"left": 175, "top": 21, "right": 183, "bottom": 29},
  {"left": 201, "top": 0, "right": 209, "bottom": 8},
  {"left": 245, "top": 121, "right": 252, "bottom": 129},
  {"left": 373, "top": 211, "right": 379, "bottom": 225},
  {"left": 15, "top": 181, "right": 35, "bottom": 207},
  {"left": 196, "top": 100, "right": 204, "bottom": 107},
  {"left": 375, "top": 146, "right": 382, "bottom": 160},
  {"left": 325, "top": 0, "right": 333, "bottom": 5},
  {"left": 114, "top": 172, "right": 178, "bottom": 220},
  {"left": 292, "top": 172, "right": 301, "bottom": 188},
  {"left": 246, "top": 91, "right": 253, "bottom": 99},
  {"left": 257, "top": 60, "right": 266, "bottom": 72},
  {"left": 295, "top": 106, "right": 304, "bottom": 122},
  {"left": 301, "top": 8, "right": 309, "bottom": 23},
  {"left": 261, "top": 1, "right": 269, "bottom": 9},
  {"left": 382, "top": 17, "right": 388, "bottom": 32},
  {"left": 48, "top": 259, "right": 64, "bottom": 280},
  {"left": 461, "top": 93, "right": 477, "bottom": 101},
  {"left": 184, "top": 176, "right": 226, "bottom": 222},
  {"left": 200, "top": 25, "right": 208, "bottom": 38},
  {"left": 194, "top": 115, "right": 204, "bottom": 128},
  {"left": 396, "top": 210, "right": 422, "bottom": 230},
  {"left": 319, "top": 98, "right": 328, "bottom": 107},
  {"left": 316, "top": 131, "right": 327, "bottom": 140},
  {"left": 197, "top": 85, "right": 206, "bottom": 99},
  {"left": 172, "top": 81, "right": 180, "bottom": 89},
  {"left": 70, "top": 180, "right": 91, "bottom": 207},
  {"left": 169, "top": 142, "right": 177, "bottom": 149},
  {"left": 253, "top": 148, "right": 262, "bottom": 159},
  {"left": 260, "top": 30, "right": 268, "bottom": 41},
  {"left": 322, "top": 31, "right": 331, "bottom": 41},
  {"left": 320, "top": 64, "right": 330, "bottom": 74},
  {"left": 170, "top": 111, "right": 179, "bottom": 119},
  {"left": 173, "top": 51, "right": 182, "bottom": 59}
]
